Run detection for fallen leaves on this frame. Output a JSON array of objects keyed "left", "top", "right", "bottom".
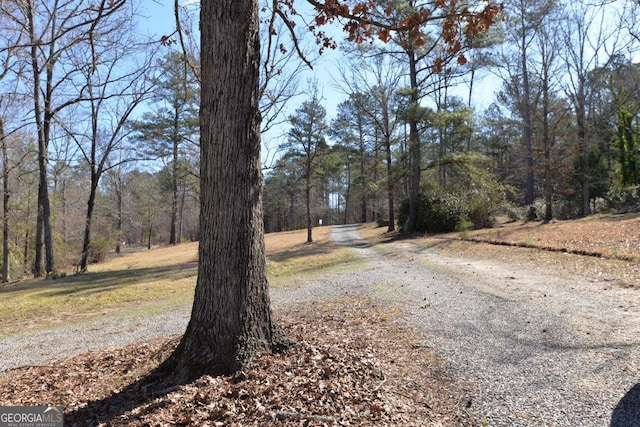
[
  {"left": 0, "top": 298, "right": 474, "bottom": 426},
  {"left": 467, "top": 216, "right": 640, "bottom": 262}
]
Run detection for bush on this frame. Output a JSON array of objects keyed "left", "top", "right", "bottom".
[
  {"left": 605, "top": 184, "right": 640, "bottom": 213},
  {"left": 88, "top": 236, "right": 113, "bottom": 264},
  {"left": 399, "top": 155, "right": 516, "bottom": 234},
  {"left": 467, "top": 195, "right": 494, "bottom": 229},
  {"left": 398, "top": 187, "right": 464, "bottom": 234},
  {"left": 399, "top": 180, "right": 512, "bottom": 234}
]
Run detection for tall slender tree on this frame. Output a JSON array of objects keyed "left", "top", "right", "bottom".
[
  {"left": 4, "top": 0, "right": 129, "bottom": 275},
  {"left": 0, "top": 117, "right": 8, "bottom": 282},
  {"left": 0, "top": 10, "right": 23, "bottom": 282},
  {"left": 338, "top": 52, "right": 402, "bottom": 231},
  {"left": 284, "top": 90, "right": 329, "bottom": 243},
  {"left": 331, "top": 95, "right": 373, "bottom": 224},
  {"left": 67, "top": 4, "right": 156, "bottom": 272},
  {"left": 498, "top": 0, "right": 557, "bottom": 209},
  {"left": 560, "top": 1, "right": 624, "bottom": 217},
  {"left": 534, "top": 14, "right": 563, "bottom": 222},
  {"left": 131, "top": 52, "right": 199, "bottom": 245}
]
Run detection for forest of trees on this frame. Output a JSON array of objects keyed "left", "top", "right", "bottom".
[
  {"left": 264, "top": 0, "right": 640, "bottom": 239},
  {"left": 1, "top": 0, "right": 640, "bottom": 281},
  {"left": 0, "top": 1, "right": 203, "bottom": 279}
]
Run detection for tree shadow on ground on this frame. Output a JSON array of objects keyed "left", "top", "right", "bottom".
[
  {"left": 65, "top": 344, "right": 181, "bottom": 425},
  {"left": 611, "top": 383, "right": 640, "bottom": 427},
  {"left": 0, "top": 262, "right": 198, "bottom": 297},
  {"left": 267, "top": 241, "right": 334, "bottom": 263},
  {"left": 599, "top": 213, "right": 640, "bottom": 222}
]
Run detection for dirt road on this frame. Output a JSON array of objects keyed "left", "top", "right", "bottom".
[{"left": 325, "top": 224, "right": 640, "bottom": 427}]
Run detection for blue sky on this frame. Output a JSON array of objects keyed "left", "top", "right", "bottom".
[
  {"left": 138, "top": 0, "right": 349, "bottom": 166},
  {"left": 138, "top": 1, "right": 499, "bottom": 168}
]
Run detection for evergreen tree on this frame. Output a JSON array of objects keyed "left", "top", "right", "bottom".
[
  {"left": 615, "top": 107, "right": 639, "bottom": 186},
  {"left": 130, "top": 51, "right": 200, "bottom": 245},
  {"left": 282, "top": 92, "right": 329, "bottom": 243}
]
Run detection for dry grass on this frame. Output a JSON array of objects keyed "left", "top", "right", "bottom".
[
  {"left": 264, "top": 225, "right": 332, "bottom": 251},
  {"left": 266, "top": 226, "right": 360, "bottom": 286},
  {"left": 93, "top": 242, "right": 198, "bottom": 272},
  {"left": 357, "top": 222, "right": 397, "bottom": 242},
  {"left": 0, "top": 226, "right": 357, "bottom": 336}
]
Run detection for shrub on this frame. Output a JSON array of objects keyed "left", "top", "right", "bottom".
[
  {"left": 399, "top": 155, "right": 515, "bottom": 233},
  {"left": 398, "top": 186, "right": 464, "bottom": 234},
  {"left": 399, "top": 180, "right": 511, "bottom": 234},
  {"left": 605, "top": 184, "right": 640, "bottom": 213},
  {"left": 467, "top": 195, "right": 494, "bottom": 229},
  {"left": 88, "top": 236, "right": 113, "bottom": 264}
]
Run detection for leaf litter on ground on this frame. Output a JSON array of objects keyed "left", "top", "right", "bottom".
[{"left": 0, "top": 297, "right": 474, "bottom": 426}]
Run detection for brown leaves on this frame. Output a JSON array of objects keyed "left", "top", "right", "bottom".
[
  {"left": 159, "top": 34, "right": 176, "bottom": 46},
  {"left": 0, "top": 299, "right": 474, "bottom": 426},
  {"left": 305, "top": 0, "right": 502, "bottom": 73},
  {"left": 378, "top": 28, "right": 391, "bottom": 43}
]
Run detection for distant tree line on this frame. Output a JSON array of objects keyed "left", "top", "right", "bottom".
[
  {"left": 263, "top": 0, "right": 640, "bottom": 236},
  {"left": 3, "top": 0, "right": 640, "bottom": 280}
]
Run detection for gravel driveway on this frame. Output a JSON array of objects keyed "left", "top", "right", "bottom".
[
  {"left": 2, "top": 224, "right": 639, "bottom": 426},
  {"left": 326, "top": 224, "right": 640, "bottom": 427}
]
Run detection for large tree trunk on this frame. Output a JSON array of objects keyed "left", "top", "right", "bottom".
[{"left": 159, "top": 0, "right": 290, "bottom": 383}]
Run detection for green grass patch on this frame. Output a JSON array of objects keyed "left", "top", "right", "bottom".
[{"left": 0, "top": 258, "right": 198, "bottom": 336}]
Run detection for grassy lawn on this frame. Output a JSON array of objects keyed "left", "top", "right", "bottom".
[{"left": 0, "top": 225, "right": 360, "bottom": 337}]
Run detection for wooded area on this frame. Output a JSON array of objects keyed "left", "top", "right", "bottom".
[
  {"left": 264, "top": 0, "right": 640, "bottom": 240},
  {"left": 0, "top": 0, "right": 639, "bottom": 279}
]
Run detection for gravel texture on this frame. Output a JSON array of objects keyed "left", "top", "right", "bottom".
[
  {"left": 2, "top": 224, "right": 640, "bottom": 426},
  {"left": 0, "top": 307, "right": 191, "bottom": 373},
  {"left": 279, "top": 225, "right": 640, "bottom": 426}
]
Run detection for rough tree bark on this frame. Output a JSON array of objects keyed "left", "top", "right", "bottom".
[{"left": 159, "top": 0, "right": 291, "bottom": 383}]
